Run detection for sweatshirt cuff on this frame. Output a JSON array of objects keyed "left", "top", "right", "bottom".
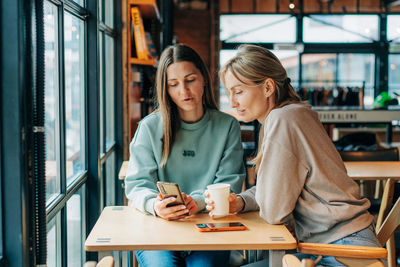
[
  {"left": 192, "top": 195, "right": 206, "bottom": 212},
  {"left": 145, "top": 197, "right": 157, "bottom": 216},
  {"left": 238, "top": 191, "right": 259, "bottom": 212}
]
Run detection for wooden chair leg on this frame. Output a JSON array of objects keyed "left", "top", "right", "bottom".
[
  {"left": 374, "top": 180, "right": 382, "bottom": 199},
  {"left": 376, "top": 179, "right": 395, "bottom": 230},
  {"left": 360, "top": 180, "right": 366, "bottom": 198},
  {"left": 387, "top": 236, "right": 396, "bottom": 267}
]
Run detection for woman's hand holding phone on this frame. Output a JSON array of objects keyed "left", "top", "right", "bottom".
[
  {"left": 182, "top": 193, "right": 198, "bottom": 215},
  {"left": 204, "top": 191, "right": 244, "bottom": 218},
  {"left": 154, "top": 193, "right": 189, "bottom": 220}
]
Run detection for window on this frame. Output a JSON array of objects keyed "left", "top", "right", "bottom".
[
  {"left": 301, "top": 53, "right": 374, "bottom": 106},
  {"left": 389, "top": 54, "right": 400, "bottom": 96},
  {"left": 45, "top": 1, "right": 89, "bottom": 265},
  {"left": 104, "top": 0, "right": 114, "bottom": 28},
  {"left": 387, "top": 15, "right": 400, "bottom": 43},
  {"left": 303, "top": 15, "right": 379, "bottom": 43},
  {"left": 72, "top": 0, "right": 84, "bottom": 7},
  {"left": 67, "top": 187, "right": 86, "bottom": 266},
  {"left": 220, "top": 14, "right": 384, "bottom": 108},
  {"left": 47, "top": 215, "right": 61, "bottom": 266},
  {"left": 1, "top": 0, "right": 119, "bottom": 264},
  {"left": 105, "top": 35, "right": 115, "bottom": 150},
  {"left": 42, "top": 0, "right": 119, "bottom": 265},
  {"left": 64, "top": 12, "right": 86, "bottom": 186},
  {"left": 99, "top": 3, "right": 117, "bottom": 208},
  {"left": 220, "top": 14, "right": 296, "bottom": 43},
  {"left": 387, "top": 16, "right": 400, "bottom": 98},
  {"left": 44, "top": 1, "right": 60, "bottom": 205}
]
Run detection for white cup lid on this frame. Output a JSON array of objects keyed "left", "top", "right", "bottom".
[{"left": 207, "top": 183, "right": 230, "bottom": 190}]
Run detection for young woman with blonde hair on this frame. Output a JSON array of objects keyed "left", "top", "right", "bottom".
[
  {"left": 125, "top": 44, "right": 245, "bottom": 267},
  {"left": 206, "top": 44, "right": 382, "bottom": 267}
]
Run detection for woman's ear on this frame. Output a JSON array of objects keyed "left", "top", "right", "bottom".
[{"left": 263, "top": 78, "right": 276, "bottom": 98}]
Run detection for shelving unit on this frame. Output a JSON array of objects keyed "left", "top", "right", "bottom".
[
  {"left": 128, "top": 0, "right": 160, "bottom": 18},
  {"left": 126, "top": 0, "right": 160, "bottom": 143}
]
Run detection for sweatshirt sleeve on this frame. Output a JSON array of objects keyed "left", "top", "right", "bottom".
[
  {"left": 124, "top": 121, "right": 159, "bottom": 216},
  {"left": 190, "top": 118, "right": 246, "bottom": 211},
  {"left": 213, "top": 119, "right": 246, "bottom": 193},
  {"left": 255, "top": 137, "right": 309, "bottom": 224},
  {"left": 239, "top": 186, "right": 259, "bottom": 212}
]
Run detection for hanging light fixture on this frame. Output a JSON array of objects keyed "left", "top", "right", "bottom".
[{"left": 289, "top": 0, "right": 295, "bottom": 10}]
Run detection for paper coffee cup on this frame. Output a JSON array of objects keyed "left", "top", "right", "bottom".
[{"left": 207, "top": 183, "right": 230, "bottom": 218}]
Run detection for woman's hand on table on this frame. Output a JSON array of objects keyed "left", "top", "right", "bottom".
[
  {"left": 154, "top": 193, "right": 189, "bottom": 221},
  {"left": 204, "top": 191, "right": 244, "bottom": 218}
]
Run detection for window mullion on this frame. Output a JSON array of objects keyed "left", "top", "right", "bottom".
[{"left": 59, "top": 3, "right": 67, "bottom": 199}]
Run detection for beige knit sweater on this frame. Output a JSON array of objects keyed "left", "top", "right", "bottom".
[{"left": 240, "top": 102, "right": 373, "bottom": 243}]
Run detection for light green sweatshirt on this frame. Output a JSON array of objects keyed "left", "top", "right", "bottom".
[{"left": 125, "top": 109, "right": 246, "bottom": 215}]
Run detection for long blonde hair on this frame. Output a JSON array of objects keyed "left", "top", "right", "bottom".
[
  {"left": 220, "top": 44, "right": 301, "bottom": 171},
  {"left": 155, "top": 44, "right": 218, "bottom": 166}
]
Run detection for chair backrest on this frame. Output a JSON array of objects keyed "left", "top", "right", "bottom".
[
  {"left": 334, "top": 132, "right": 377, "bottom": 151},
  {"left": 339, "top": 148, "right": 399, "bottom": 162},
  {"left": 376, "top": 196, "right": 400, "bottom": 246}
]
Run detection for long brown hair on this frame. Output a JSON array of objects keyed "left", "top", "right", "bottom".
[
  {"left": 220, "top": 44, "right": 301, "bottom": 171},
  {"left": 155, "top": 44, "right": 218, "bottom": 166}
]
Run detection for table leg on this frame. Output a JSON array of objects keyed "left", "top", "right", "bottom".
[
  {"left": 121, "top": 251, "right": 129, "bottom": 267},
  {"left": 98, "top": 251, "right": 112, "bottom": 261},
  {"left": 269, "top": 250, "right": 284, "bottom": 267}
]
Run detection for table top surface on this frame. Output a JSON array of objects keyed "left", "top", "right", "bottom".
[
  {"left": 344, "top": 161, "right": 400, "bottom": 180},
  {"left": 85, "top": 206, "right": 297, "bottom": 252}
]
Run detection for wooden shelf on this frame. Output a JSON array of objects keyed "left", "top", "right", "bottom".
[
  {"left": 129, "top": 57, "right": 156, "bottom": 66},
  {"left": 129, "top": 0, "right": 160, "bottom": 19}
]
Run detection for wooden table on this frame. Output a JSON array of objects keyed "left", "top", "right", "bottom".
[
  {"left": 344, "top": 161, "right": 400, "bottom": 180},
  {"left": 85, "top": 206, "right": 297, "bottom": 267}
]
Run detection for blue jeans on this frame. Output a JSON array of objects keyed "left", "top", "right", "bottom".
[
  {"left": 135, "top": 250, "right": 231, "bottom": 267},
  {"left": 295, "top": 224, "right": 385, "bottom": 267}
]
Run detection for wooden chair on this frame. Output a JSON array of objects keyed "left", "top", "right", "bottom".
[
  {"left": 282, "top": 179, "right": 400, "bottom": 267},
  {"left": 83, "top": 256, "right": 114, "bottom": 267}
]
